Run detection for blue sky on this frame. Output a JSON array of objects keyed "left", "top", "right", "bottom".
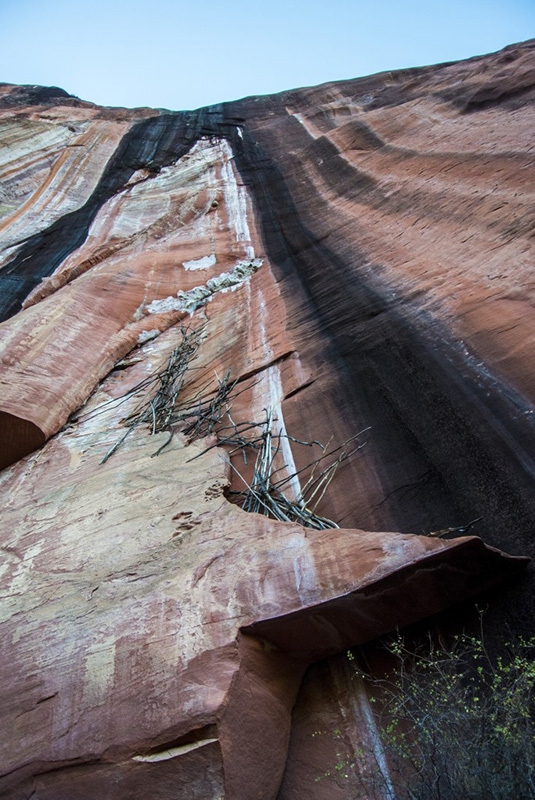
[{"left": 0, "top": 0, "right": 534, "bottom": 111}]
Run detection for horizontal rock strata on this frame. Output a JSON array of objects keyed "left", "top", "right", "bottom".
[{"left": 0, "top": 38, "right": 534, "bottom": 799}]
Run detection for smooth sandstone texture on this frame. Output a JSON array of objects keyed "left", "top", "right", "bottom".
[
  {"left": 0, "top": 40, "right": 534, "bottom": 799},
  {"left": 0, "top": 419, "right": 525, "bottom": 799}
]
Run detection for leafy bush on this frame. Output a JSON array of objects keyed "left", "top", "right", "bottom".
[{"left": 347, "top": 624, "right": 535, "bottom": 799}]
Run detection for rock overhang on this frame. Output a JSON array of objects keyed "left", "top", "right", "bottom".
[{"left": 1, "top": 38, "right": 534, "bottom": 800}]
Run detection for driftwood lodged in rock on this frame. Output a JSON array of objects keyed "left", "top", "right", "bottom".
[{"left": 0, "top": 39, "right": 534, "bottom": 799}]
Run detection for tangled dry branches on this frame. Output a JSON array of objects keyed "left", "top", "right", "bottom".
[
  {"left": 220, "top": 408, "right": 367, "bottom": 529},
  {"left": 94, "top": 324, "right": 367, "bottom": 529}
]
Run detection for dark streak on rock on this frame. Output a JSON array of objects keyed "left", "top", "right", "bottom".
[
  {"left": 0, "top": 113, "right": 204, "bottom": 321},
  {"left": 0, "top": 85, "right": 75, "bottom": 108},
  {"left": 2, "top": 78, "right": 535, "bottom": 612},
  {"left": 3, "top": 94, "right": 535, "bottom": 555},
  {"left": 207, "top": 103, "right": 535, "bottom": 568}
]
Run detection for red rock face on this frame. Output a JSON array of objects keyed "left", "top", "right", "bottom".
[{"left": 0, "top": 40, "right": 534, "bottom": 799}]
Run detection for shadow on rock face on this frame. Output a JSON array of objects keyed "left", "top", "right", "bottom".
[{"left": 0, "top": 411, "right": 45, "bottom": 470}]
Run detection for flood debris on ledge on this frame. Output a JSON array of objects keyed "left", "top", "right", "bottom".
[
  {"left": 0, "top": 39, "right": 534, "bottom": 800},
  {"left": 94, "top": 321, "right": 368, "bottom": 529}
]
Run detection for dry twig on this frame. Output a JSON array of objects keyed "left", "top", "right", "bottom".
[
  {"left": 223, "top": 407, "right": 369, "bottom": 530},
  {"left": 95, "top": 324, "right": 368, "bottom": 531},
  {"left": 100, "top": 324, "right": 205, "bottom": 462}
]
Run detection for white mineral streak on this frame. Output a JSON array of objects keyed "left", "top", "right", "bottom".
[
  {"left": 251, "top": 362, "right": 301, "bottom": 503},
  {"left": 0, "top": 539, "right": 44, "bottom": 624},
  {"left": 252, "top": 289, "right": 272, "bottom": 363},
  {"left": 290, "top": 546, "right": 322, "bottom": 606},
  {"left": 50, "top": 137, "right": 222, "bottom": 280},
  {"left": 147, "top": 258, "right": 263, "bottom": 316},
  {"left": 182, "top": 254, "right": 217, "bottom": 271},
  {"left": 133, "top": 738, "right": 219, "bottom": 762},
  {"left": 0, "top": 120, "right": 126, "bottom": 264},
  {"left": 288, "top": 110, "right": 320, "bottom": 139},
  {"left": 0, "top": 118, "right": 76, "bottom": 168},
  {"left": 97, "top": 160, "right": 182, "bottom": 240},
  {"left": 137, "top": 329, "right": 160, "bottom": 344},
  {"left": 82, "top": 640, "right": 116, "bottom": 705},
  {"left": 244, "top": 282, "right": 303, "bottom": 502},
  {"left": 380, "top": 534, "right": 418, "bottom": 563},
  {"left": 269, "top": 368, "right": 301, "bottom": 502},
  {"left": 246, "top": 282, "right": 302, "bottom": 501},
  {"left": 219, "top": 139, "right": 255, "bottom": 259},
  {"left": 349, "top": 673, "right": 397, "bottom": 800}
]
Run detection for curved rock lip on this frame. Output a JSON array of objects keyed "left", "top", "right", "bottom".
[
  {"left": 242, "top": 536, "right": 530, "bottom": 660},
  {"left": 1, "top": 39, "right": 535, "bottom": 798}
]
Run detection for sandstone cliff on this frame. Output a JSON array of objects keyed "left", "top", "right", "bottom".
[{"left": 0, "top": 40, "right": 534, "bottom": 799}]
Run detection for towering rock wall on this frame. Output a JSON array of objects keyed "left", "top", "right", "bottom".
[{"left": 0, "top": 39, "right": 534, "bottom": 798}]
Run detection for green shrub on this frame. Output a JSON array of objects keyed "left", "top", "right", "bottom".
[{"left": 347, "top": 624, "right": 535, "bottom": 799}]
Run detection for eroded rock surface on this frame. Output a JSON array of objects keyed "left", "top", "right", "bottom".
[{"left": 0, "top": 40, "right": 534, "bottom": 799}]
